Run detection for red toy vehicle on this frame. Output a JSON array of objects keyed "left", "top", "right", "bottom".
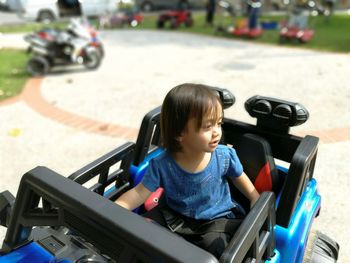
[
  {"left": 279, "top": 25, "right": 314, "bottom": 43},
  {"left": 228, "top": 22, "right": 263, "bottom": 38},
  {"left": 99, "top": 10, "right": 143, "bottom": 28},
  {"left": 157, "top": 10, "right": 193, "bottom": 29},
  {"left": 216, "top": 0, "right": 263, "bottom": 39},
  {"left": 278, "top": 0, "right": 319, "bottom": 43}
]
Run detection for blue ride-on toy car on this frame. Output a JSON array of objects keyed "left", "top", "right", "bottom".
[{"left": 0, "top": 87, "right": 339, "bottom": 262}]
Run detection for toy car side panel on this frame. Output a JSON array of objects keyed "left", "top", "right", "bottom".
[
  {"left": 68, "top": 141, "right": 135, "bottom": 199},
  {"left": 275, "top": 179, "right": 321, "bottom": 263},
  {"left": 0, "top": 242, "right": 55, "bottom": 263}
]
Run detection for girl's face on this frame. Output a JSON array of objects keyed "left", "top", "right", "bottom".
[{"left": 179, "top": 103, "right": 223, "bottom": 154}]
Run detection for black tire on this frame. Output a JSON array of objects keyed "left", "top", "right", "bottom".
[
  {"left": 184, "top": 17, "right": 193, "bottom": 27},
  {"left": 279, "top": 35, "right": 287, "bottom": 44},
  {"left": 157, "top": 19, "right": 165, "bottom": 28},
  {"left": 37, "top": 10, "right": 55, "bottom": 23},
  {"left": 303, "top": 230, "right": 339, "bottom": 263},
  {"left": 272, "top": 3, "right": 280, "bottom": 11},
  {"left": 83, "top": 50, "right": 101, "bottom": 70},
  {"left": 298, "top": 37, "right": 306, "bottom": 44},
  {"left": 26, "top": 56, "right": 50, "bottom": 76}
]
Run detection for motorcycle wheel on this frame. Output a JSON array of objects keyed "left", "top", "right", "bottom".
[
  {"left": 26, "top": 56, "right": 50, "bottom": 76},
  {"left": 83, "top": 50, "right": 101, "bottom": 70},
  {"left": 97, "top": 45, "right": 105, "bottom": 59}
]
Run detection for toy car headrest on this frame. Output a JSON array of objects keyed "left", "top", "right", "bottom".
[
  {"left": 245, "top": 95, "right": 309, "bottom": 133},
  {"left": 211, "top": 87, "right": 235, "bottom": 109}
]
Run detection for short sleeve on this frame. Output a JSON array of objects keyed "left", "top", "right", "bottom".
[
  {"left": 141, "top": 159, "right": 161, "bottom": 192},
  {"left": 226, "top": 147, "right": 243, "bottom": 178}
]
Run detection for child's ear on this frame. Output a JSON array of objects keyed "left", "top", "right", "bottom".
[{"left": 176, "top": 132, "right": 184, "bottom": 142}]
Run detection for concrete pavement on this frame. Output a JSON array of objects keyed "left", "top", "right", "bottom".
[{"left": 0, "top": 30, "right": 349, "bottom": 261}]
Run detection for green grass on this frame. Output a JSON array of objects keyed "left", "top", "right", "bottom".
[
  {"left": 0, "top": 13, "right": 348, "bottom": 101},
  {"left": 255, "top": 14, "right": 350, "bottom": 53},
  {"left": 0, "top": 21, "right": 68, "bottom": 33},
  {"left": 0, "top": 49, "right": 30, "bottom": 101},
  {"left": 135, "top": 13, "right": 350, "bottom": 53}
]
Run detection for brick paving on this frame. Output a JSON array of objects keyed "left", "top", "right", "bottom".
[
  {"left": 1, "top": 78, "right": 139, "bottom": 140},
  {"left": 1, "top": 77, "right": 348, "bottom": 144}
]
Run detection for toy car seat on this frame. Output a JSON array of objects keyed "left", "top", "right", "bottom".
[
  {"left": 229, "top": 133, "right": 281, "bottom": 212},
  {"left": 235, "top": 133, "right": 280, "bottom": 194},
  {"left": 143, "top": 133, "right": 280, "bottom": 212}
]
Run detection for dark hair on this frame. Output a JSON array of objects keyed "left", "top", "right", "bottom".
[{"left": 160, "top": 83, "right": 223, "bottom": 152}]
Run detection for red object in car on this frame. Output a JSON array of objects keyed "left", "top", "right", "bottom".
[{"left": 144, "top": 188, "right": 164, "bottom": 211}]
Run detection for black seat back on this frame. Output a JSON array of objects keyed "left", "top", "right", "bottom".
[
  {"left": 229, "top": 133, "right": 280, "bottom": 211},
  {"left": 236, "top": 133, "right": 280, "bottom": 194}
]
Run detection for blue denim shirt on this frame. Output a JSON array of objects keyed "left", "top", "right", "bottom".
[{"left": 142, "top": 145, "right": 244, "bottom": 220}]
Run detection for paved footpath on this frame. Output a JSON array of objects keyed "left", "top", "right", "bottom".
[{"left": 0, "top": 30, "right": 350, "bottom": 261}]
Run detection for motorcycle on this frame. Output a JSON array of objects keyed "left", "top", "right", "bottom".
[{"left": 24, "top": 18, "right": 104, "bottom": 76}]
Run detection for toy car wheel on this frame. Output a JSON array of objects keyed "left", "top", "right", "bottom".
[
  {"left": 157, "top": 20, "right": 165, "bottom": 28},
  {"left": 83, "top": 50, "right": 101, "bottom": 70},
  {"left": 170, "top": 18, "right": 178, "bottom": 29},
  {"left": 279, "top": 35, "right": 287, "bottom": 44},
  {"left": 184, "top": 17, "right": 193, "bottom": 27},
  {"left": 26, "top": 56, "right": 50, "bottom": 76},
  {"left": 298, "top": 37, "right": 306, "bottom": 44},
  {"left": 303, "top": 230, "right": 339, "bottom": 263}
]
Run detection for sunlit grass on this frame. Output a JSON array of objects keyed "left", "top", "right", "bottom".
[
  {"left": 0, "top": 49, "right": 30, "bottom": 101},
  {"left": 0, "top": 12, "right": 348, "bottom": 101}
]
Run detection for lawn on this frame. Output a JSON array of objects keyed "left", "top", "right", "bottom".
[
  {"left": 0, "top": 12, "right": 349, "bottom": 102},
  {"left": 137, "top": 12, "right": 350, "bottom": 53},
  {"left": 0, "top": 49, "right": 30, "bottom": 101}
]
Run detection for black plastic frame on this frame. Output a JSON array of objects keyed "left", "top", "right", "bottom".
[
  {"left": 1, "top": 166, "right": 218, "bottom": 263},
  {"left": 133, "top": 106, "right": 161, "bottom": 166},
  {"left": 68, "top": 142, "right": 135, "bottom": 200},
  {"left": 222, "top": 119, "right": 319, "bottom": 227},
  {"left": 1, "top": 167, "right": 276, "bottom": 263},
  {"left": 220, "top": 192, "right": 276, "bottom": 263}
]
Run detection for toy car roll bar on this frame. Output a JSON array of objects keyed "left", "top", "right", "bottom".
[
  {"left": 0, "top": 191, "right": 15, "bottom": 228},
  {"left": 133, "top": 106, "right": 161, "bottom": 166},
  {"left": 68, "top": 142, "right": 135, "bottom": 199}
]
